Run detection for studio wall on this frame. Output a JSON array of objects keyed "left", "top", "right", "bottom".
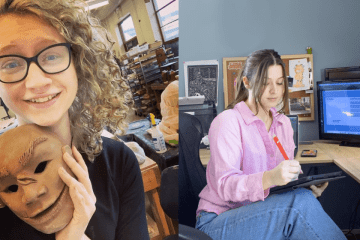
[{"left": 179, "top": 0, "right": 360, "bottom": 141}]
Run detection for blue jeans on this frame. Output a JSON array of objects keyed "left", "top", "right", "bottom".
[{"left": 195, "top": 188, "right": 346, "bottom": 240}]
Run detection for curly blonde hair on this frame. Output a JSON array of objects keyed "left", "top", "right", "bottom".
[{"left": 0, "top": 0, "right": 133, "bottom": 162}]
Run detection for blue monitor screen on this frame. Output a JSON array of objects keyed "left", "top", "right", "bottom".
[{"left": 318, "top": 81, "right": 360, "bottom": 141}]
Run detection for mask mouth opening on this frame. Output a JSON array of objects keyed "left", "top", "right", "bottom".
[{"left": 26, "top": 184, "right": 67, "bottom": 223}]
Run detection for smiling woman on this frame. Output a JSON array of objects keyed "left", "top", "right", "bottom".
[
  {"left": 0, "top": 0, "right": 149, "bottom": 239},
  {"left": 0, "top": 1, "right": 133, "bottom": 160}
]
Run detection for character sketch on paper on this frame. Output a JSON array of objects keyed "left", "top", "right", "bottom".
[
  {"left": 293, "top": 64, "right": 305, "bottom": 88},
  {"left": 289, "top": 58, "right": 310, "bottom": 92}
]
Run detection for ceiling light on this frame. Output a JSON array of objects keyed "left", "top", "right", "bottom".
[{"left": 84, "top": 0, "right": 109, "bottom": 11}]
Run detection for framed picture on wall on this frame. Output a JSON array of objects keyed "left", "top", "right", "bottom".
[{"left": 184, "top": 60, "right": 219, "bottom": 105}]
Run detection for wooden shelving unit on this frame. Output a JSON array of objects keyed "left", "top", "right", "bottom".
[{"left": 121, "top": 41, "right": 178, "bottom": 118}]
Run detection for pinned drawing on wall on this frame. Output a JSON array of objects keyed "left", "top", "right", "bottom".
[
  {"left": 289, "top": 58, "right": 310, "bottom": 92},
  {"left": 184, "top": 60, "right": 219, "bottom": 105}
]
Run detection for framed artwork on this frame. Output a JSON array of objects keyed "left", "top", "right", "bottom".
[
  {"left": 184, "top": 60, "right": 219, "bottom": 105},
  {"left": 223, "top": 54, "right": 314, "bottom": 121}
]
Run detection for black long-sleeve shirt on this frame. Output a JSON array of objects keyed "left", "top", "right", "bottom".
[{"left": 0, "top": 137, "right": 150, "bottom": 240}]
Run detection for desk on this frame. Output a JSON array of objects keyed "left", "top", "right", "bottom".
[
  {"left": 200, "top": 141, "right": 360, "bottom": 183},
  {"left": 296, "top": 142, "right": 360, "bottom": 184},
  {"left": 141, "top": 157, "right": 175, "bottom": 239}
]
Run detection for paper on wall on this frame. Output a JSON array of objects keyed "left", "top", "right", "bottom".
[{"left": 288, "top": 58, "right": 311, "bottom": 92}]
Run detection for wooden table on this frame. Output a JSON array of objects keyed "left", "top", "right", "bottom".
[
  {"left": 200, "top": 141, "right": 360, "bottom": 183},
  {"left": 296, "top": 141, "right": 360, "bottom": 184},
  {"left": 140, "top": 156, "right": 175, "bottom": 239}
]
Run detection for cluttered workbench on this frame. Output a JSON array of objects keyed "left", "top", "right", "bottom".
[{"left": 118, "top": 118, "right": 179, "bottom": 171}]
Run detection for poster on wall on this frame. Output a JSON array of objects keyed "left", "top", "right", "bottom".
[
  {"left": 184, "top": 60, "right": 219, "bottom": 105},
  {"left": 288, "top": 58, "right": 310, "bottom": 92}
]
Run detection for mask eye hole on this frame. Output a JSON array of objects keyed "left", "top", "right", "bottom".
[
  {"left": 34, "top": 161, "right": 48, "bottom": 174},
  {"left": 7, "top": 185, "right": 18, "bottom": 193}
]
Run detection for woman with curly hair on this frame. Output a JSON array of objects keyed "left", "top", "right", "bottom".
[{"left": 0, "top": 0, "right": 149, "bottom": 239}]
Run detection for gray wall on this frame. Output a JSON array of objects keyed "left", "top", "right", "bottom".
[{"left": 179, "top": 0, "right": 360, "bottom": 141}]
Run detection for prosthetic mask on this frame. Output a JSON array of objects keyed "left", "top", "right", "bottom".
[{"left": 0, "top": 124, "right": 74, "bottom": 234}]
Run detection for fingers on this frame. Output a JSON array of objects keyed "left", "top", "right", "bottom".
[
  {"left": 318, "top": 181, "right": 329, "bottom": 189},
  {"left": 68, "top": 181, "right": 96, "bottom": 217},
  {"left": 310, "top": 185, "right": 320, "bottom": 197},
  {"left": 61, "top": 146, "right": 96, "bottom": 203},
  {"left": 289, "top": 160, "right": 300, "bottom": 167},
  {"left": 58, "top": 167, "right": 96, "bottom": 206},
  {"left": 289, "top": 166, "right": 301, "bottom": 174},
  {"left": 71, "top": 145, "right": 88, "bottom": 172},
  {"left": 63, "top": 150, "right": 88, "bottom": 181},
  {"left": 310, "top": 182, "right": 329, "bottom": 198},
  {"left": 56, "top": 167, "right": 96, "bottom": 239},
  {"left": 58, "top": 167, "right": 83, "bottom": 190}
]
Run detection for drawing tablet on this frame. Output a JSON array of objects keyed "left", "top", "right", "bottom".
[{"left": 269, "top": 171, "right": 346, "bottom": 195}]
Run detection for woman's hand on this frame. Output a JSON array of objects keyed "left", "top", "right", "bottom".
[
  {"left": 309, "top": 182, "right": 329, "bottom": 198},
  {"left": 55, "top": 145, "right": 96, "bottom": 240},
  {"left": 265, "top": 160, "right": 302, "bottom": 188}
]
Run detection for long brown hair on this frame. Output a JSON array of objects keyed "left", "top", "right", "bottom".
[{"left": 227, "top": 49, "right": 288, "bottom": 115}]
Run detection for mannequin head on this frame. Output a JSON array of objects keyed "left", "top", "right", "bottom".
[{"left": 0, "top": 124, "right": 74, "bottom": 234}]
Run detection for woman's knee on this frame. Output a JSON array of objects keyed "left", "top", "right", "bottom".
[
  {"left": 291, "top": 188, "right": 321, "bottom": 212},
  {"left": 293, "top": 187, "right": 315, "bottom": 200}
]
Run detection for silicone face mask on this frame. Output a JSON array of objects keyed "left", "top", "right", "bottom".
[{"left": 0, "top": 124, "right": 74, "bottom": 234}]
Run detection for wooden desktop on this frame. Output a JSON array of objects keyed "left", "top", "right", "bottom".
[
  {"left": 200, "top": 141, "right": 360, "bottom": 183},
  {"left": 296, "top": 141, "right": 360, "bottom": 184}
]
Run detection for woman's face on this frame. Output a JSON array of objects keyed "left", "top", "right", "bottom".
[
  {"left": 259, "top": 64, "right": 285, "bottom": 111},
  {"left": 0, "top": 13, "right": 78, "bottom": 127}
]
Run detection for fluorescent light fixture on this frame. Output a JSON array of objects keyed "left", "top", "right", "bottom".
[{"left": 84, "top": 0, "right": 109, "bottom": 11}]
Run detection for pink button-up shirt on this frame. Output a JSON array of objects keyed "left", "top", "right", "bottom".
[{"left": 196, "top": 101, "right": 295, "bottom": 216}]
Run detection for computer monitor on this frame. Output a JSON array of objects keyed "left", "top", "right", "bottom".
[
  {"left": 317, "top": 81, "right": 360, "bottom": 146},
  {"left": 286, "top": 114, "right": 299, "bottom": 157}
]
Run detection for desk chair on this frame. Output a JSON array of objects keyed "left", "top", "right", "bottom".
[
  {"left": 179, "top": 113, "right": 207, "bottom": 228},
  {"left": 160, "top": 165, "right": 212, "bottom": 240},
  {"left": 286, "top": 114, "right": 299, "bottom": 157}
]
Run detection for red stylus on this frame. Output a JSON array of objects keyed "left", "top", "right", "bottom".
[
  {"left": 272, "top": 134, "right": 303, "bottom": 174},
  {"left": 273, "top": 134, "right": 289, "bottom": 160}
]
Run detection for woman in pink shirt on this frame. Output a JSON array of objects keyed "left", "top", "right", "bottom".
[{"left": 195, "top": 49, "right": 345, "bottom": 239}]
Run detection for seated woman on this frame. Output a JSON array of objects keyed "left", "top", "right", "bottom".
[
  {"left": 0, "top": 0, "right": 149, "bottom": 239},
  {"left": 195, "top": 49, "right": 345, "bottom": 240}
]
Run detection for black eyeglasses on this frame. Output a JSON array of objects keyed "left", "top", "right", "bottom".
[{"left": 0, "top": 43, "right": 72, "bottom": 84}]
